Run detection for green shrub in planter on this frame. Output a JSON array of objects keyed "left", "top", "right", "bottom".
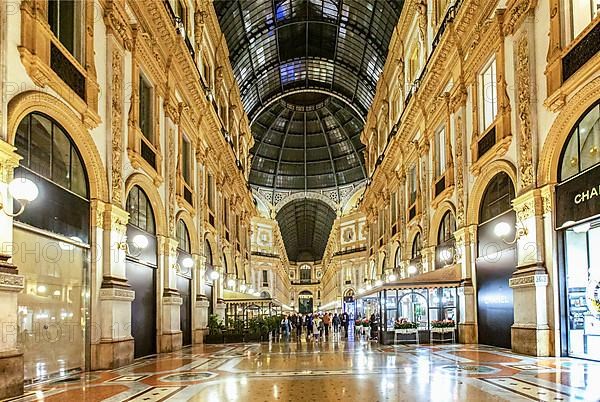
[
  {"left": 431, "top": 319, "right": 455, "bottom": 328},
  {"left": 394, "top": 321, "right": 418, "bottom": 330}
]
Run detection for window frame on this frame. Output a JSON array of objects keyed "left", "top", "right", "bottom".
[
  {"left": 480, "top": 57, "right": 498, "bottom": 131},
  {"left": 47, "top": 0, "right": 85, "bottom": 63},
  {"left": 138, "top": 72, "right": 155, "bottom": 143}
]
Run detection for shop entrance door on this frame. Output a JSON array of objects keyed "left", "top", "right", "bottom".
[
  {"left": 127, "top": 259, "right": 157, "bottom": 358},
  {"left": 177, "top": 275, "right": 192, "bottom": 346},
  {"left": 476, "top": 248, "right": 516, "bottom": 348}
]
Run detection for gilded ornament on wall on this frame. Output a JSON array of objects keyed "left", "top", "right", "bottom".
[
  {"left": 111, "top": 48, "right": 124, "bottom": 204},
  {"left": 516, "top": 35, "right": 534, "bottom": 189}
]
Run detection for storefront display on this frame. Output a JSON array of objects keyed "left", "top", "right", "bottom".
[{"left": 557, "top": 100, "right": 600, "bottom": 360}]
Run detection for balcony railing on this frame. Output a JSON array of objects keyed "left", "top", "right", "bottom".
[
  {"left": 333, "top": 246, "right": 367, "bottom": 257},
  {"left": 562, "top": 21, "right": 600, "bottom": 82}
]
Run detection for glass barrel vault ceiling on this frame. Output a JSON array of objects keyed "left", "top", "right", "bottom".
[{"left": 213, "top": 0, "right": 403, "bottom": 261}]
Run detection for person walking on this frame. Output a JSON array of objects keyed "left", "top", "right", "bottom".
[
  {"left": 296, "top": 314, "right": 303, "bottom": 340},
  {"left": 306, "top": 314, "right": 313, "bottom": 341},
  {"left": 322, "top": 313, "right": 331, "bottom": 340},
  {"left": 341, "top": 311, "right": 349, "bottom": 339},
  {"left": 281, "top": 315, "right": 291, "bottom": 342},
  {"left": 332, "top": 313, "right": 341, "bottom": 336},
  {"left": 313, "top": 315, "right": 321, "bottom": 342}
]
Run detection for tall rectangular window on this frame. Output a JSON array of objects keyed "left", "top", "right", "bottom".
[
  {"left": 408, "top": 46, "right": 420, "bottom": 83},
  {"left": 408, "top": 165, "right": 417, "bottom": 205},
  {"left": 568, "top": 0, "right": 600, "bottom": 41},
  {"left": 47, "top": 0, "right": 84, "bottom": 62},
  {"left": 139, "top": 74, "right": 153, "bottom": 141},
  {"left": 174, "top": 0, "right": 188, "bottom": 34},
  {"left": 391, "top": 192, "right": 397, "bottom": 224},
  {"left": 207, "top": 173, "right": 214, "bottom": 211},
  {"left": 262, "top": 270, "right": 268, "bottom": 285},
  {"left": 181, "top": 136, "right": 191, "bottom": 184},
  {"left": 224, "top": 197, "right": 229, "bottom": 229},
  {"left": 435, "top": 126, "right": 446, "bottom": 178},
  {"left": 480, "top": 59, "right": 497, "bottom": 130}
]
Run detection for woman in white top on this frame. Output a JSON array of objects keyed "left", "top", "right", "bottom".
[{"left": 312, "top": 316, "right": 321, "bottom": 341}]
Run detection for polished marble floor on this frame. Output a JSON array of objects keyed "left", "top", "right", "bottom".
[{"left": 6, "top": 334, "right": 600, "bottom": 402}]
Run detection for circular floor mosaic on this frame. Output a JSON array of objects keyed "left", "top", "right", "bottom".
[
  {"left": 442, "top": 364, "right": 497, "bottom": 374},
  {"left": 160, "top": 372, "right": 216, "bottom": 382}
]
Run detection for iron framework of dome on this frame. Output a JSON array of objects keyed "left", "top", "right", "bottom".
[
  {"left": 250, "top": 94, "right": 365, "bottom": 194},
  {"left": 213, "top": 0, "right": 403, "bottom": 260}
]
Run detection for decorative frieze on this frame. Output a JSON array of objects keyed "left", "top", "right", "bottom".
[
  {"left": 509, "top": 273, "right": 548, "bottom": 288},
  {"left": 0, "top": 272, "right": 24, "bottom": 291}
]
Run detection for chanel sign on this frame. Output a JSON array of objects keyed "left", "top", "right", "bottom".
[{"left": 556, "top": 164, "right": 600, "bottom": 229}]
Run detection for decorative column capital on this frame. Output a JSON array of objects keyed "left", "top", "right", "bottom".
[{"left": 0, "top": 141, "right": 21, "bottom": 183}]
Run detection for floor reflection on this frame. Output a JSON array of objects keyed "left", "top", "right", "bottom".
[{"left": 11, "top": 338, "right": 600, "bottom": 401}]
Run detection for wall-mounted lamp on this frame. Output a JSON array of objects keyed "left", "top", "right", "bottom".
[
  {"left": 174, "top": 256, "right": 194, "bottom": 273},
  {"left": 0, "top": 178, "right": 39, "bottom": 217},
  {"left": 239, "top": 283, "right": 247, "bottom": 292},
  {"left": 227, "top": 277, "right": 236, "bottom": 288},
  {"left": 387, "top": 273, "right": 398, "bottom": 282},
  {"left": 494, "top": 220, "right": 528, "bottom": 245},
  {"left": 406, "top": 264, "right": 419, "bottom": 275},
  {"left": 116, "top": 234, "right": 149, "bottom": 255},
  {"left": 209, "top": 270, "right": 220, "bottom": 281},
  {"left": 438, "top": 245, "right": 460, "bottom": 265}
]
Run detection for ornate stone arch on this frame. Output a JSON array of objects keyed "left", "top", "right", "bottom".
[
  {"left": 467, "top": 159, "right": 517, "bottom": 226},
  {"left": 274, "top": 191, "right": 338, "bottom": 214},
  {"left": 429, "top": 201, "right": 457, "bottom": 246},
  {"left": 175, "top": 210, "right": 199, "bottom": 255},
  {"left": 203, "top": 231, "right": 218, "bottom": 265},
  {"left": 390, "top": 241, "right": 403, "bottom": 268},
  {"left": 125, "top": 173, "right": 167, "bottom": 237},
  {"left": 7, "top": 91, "right": 109, "bottom": 201},
  {"left": 222, "top": 246, "right": 234, "bottom": 275},
  {"left": 406, "top": 224, "right": 423, "bottom": 258},
  {"left": 538, "top": 76, "right": 600, "bottom": 185}
]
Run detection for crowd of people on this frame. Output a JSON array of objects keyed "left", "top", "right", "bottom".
[{"left": 279, "top": 312, "right": 352, "bottom": 342}]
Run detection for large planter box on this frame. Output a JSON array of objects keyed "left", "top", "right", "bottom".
[
  {"left": 204, "top": 334, "right": 224, "bottom": 344},
  {"left": 223, "top": 333, "right": 244, "bottom": 343},
  {"left": 245, "top": 333, "right": 265, "bottom": 342}
]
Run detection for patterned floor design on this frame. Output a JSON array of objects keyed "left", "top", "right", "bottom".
[{"left": 5, "top": 336, "right": 600, "bottom": 401}]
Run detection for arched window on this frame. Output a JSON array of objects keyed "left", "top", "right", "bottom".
[
  {"left": 560, "top": 101, "right": 600, "bottom": 181},
  {"left": 380, "top": 254, "right": 387, "bottom": 275},
  {"left": 479, "top": 172, "right": 515, "bottom": 224},
  {"left": 223, "top": 252, "right": 230, "bottom": 274},
  {"left": 15, "top": 112, "right": 88, "bottom": 198},
  {"left": 126, "top": 186, "right": 155, "bottom": 234},
  {"left": 436, "top": 211, "right": 456, "bottom": 268},
  {"left": 394, "top": 244, "right": 402, "bottom": 268},
  {"left": 14, "top": 112, "right": 90, "bottom": 242},
  {"left": 176, "top": 220, "right": 191, "bottom": 253},
  {"left": 204, "top": 239, "right": 213, "bottom": 267},
  {"left": 437, "top": 211, "right": 456, "bottom": 244},
  {"left": 411, "top": 232, "right": 422, "bottom": 259}
]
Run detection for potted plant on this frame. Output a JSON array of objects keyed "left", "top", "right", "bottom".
[
  {"left": 205, "top": 314, "right": 225, "bottom": 343},
  {"left": 431, "top": 319, "right": 455, "bottom": 333},
  {"left": 224, "top": 317, "right": 245, "bottom": 343},
  {"left": 394, "top": 319, "right": 419, "bottom": 334},
  {"left": 265, "top": 315, "right": 280, "bottom": 340},
  {"left": 246, "top": 317, "right": 268, "bottom": 342}
]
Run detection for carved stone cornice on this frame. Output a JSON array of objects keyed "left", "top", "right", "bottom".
[
  {"left": 502, "top": 0, "right": 538, "bottom": 36},
  {"left": 103, "top": 0, "right": 134, "bottom": 50}
]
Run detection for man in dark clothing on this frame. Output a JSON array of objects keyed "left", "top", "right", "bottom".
[
  {"left": 341, "top": 312, "right": 349, "bottom": 338},
  {"left": 296, "top": 314, "right": 303, "bottom": 339}
]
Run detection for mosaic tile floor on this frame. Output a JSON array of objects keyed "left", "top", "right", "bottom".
[{"left": 5, "top": 336, "right": 600, "bottom": 401}]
